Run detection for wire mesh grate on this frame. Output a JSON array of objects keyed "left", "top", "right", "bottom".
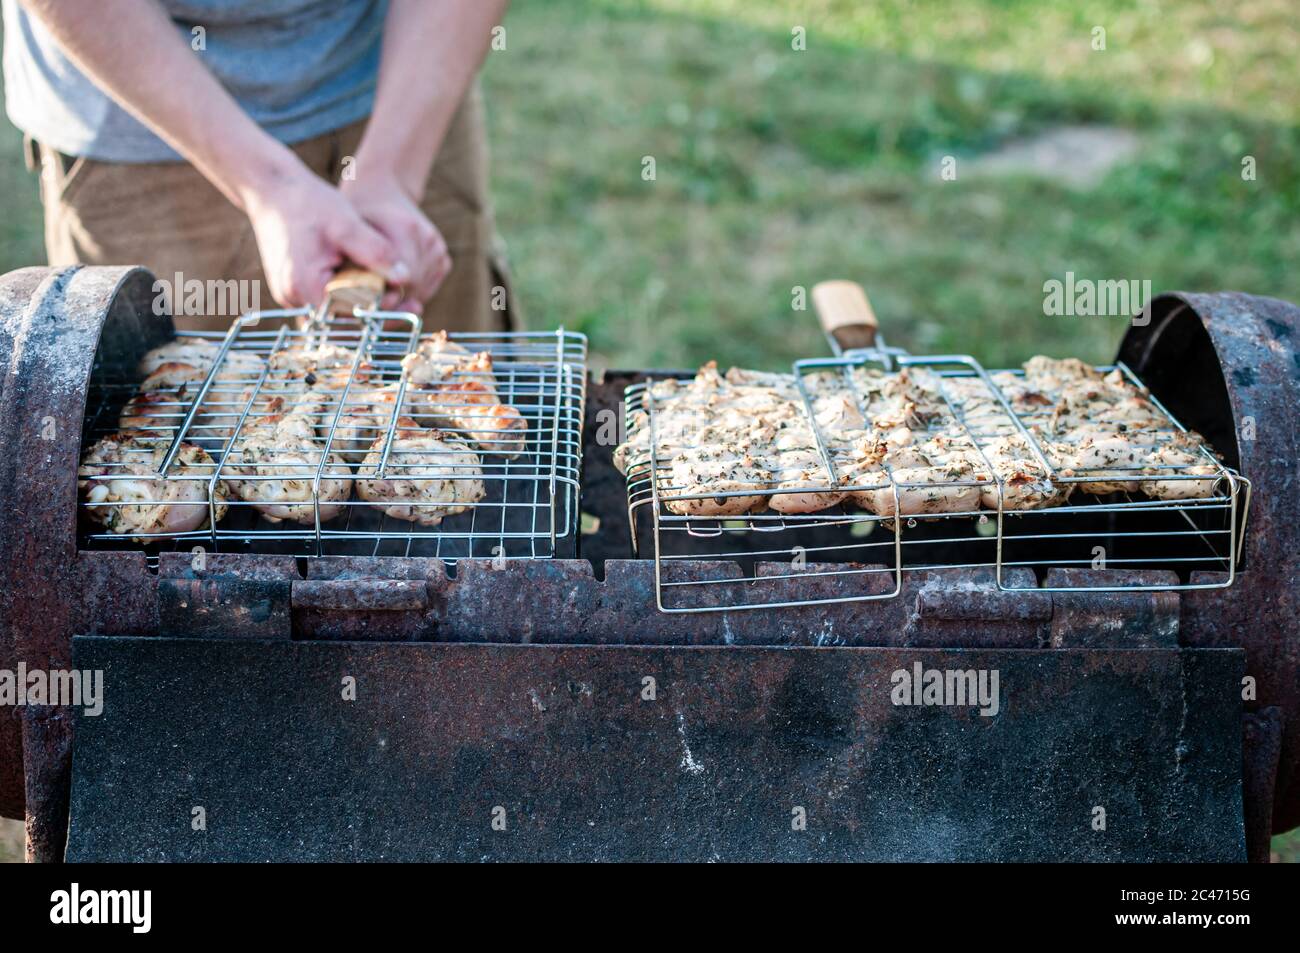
[
  {"left": 623, "top": 350, "right": 1249, "bottom": 612},
  {"left": 79, "top": 307, "right": 587, "bottom": 561}
]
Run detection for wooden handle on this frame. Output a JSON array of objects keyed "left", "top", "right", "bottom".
[
  {"left": 324, "top": 266, "right": 386, "bottom": 314},
  {"left": 812, "top": 280, "right": 879, "bottom": 352}
]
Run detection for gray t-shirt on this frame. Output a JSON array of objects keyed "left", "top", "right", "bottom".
[{"left": 3, "top": 0, "right": 386, "bottom": 162}]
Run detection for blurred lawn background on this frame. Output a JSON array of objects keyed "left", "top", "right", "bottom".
[
  {"left": 1, "top": 0, "right": 1298, "bottom": 859},
  {"left": 0, "top": 822, "right": 18, "bottom": 862},
  {"left": 482, "top": 0, "right": 1299, "bottom": 371}
]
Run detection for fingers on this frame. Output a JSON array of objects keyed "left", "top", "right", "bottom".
[
  {"left": 328, "top": 216, "right": 410, "bottom": 289},
  {"left": 275, "top": 258, "right": 334, "bottom": 310},
  {"left": 398, "top": 217, "right": 450, "bottom": 307},
  {"left": 313, "top": 181, "right": 454, "bottom": 314},
  {"left": 376, "top": 219, "right": 452, "bottom": 315},
  {"left": 247, "top": 175, "right": 414, "bottom": 311},
  {"left": 426, "top": 232, "right": 453, "bottom": 298},
  {"left": 266, "top": 225, "right": 398, "bottom": 311}
]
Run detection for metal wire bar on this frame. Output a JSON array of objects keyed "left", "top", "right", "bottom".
[
  {"left": 637, "top": 366, "right": 902, "bottom": 612},
  {"left": 965, "top": 359, "right": 1246, "bottom": 592},
  {"left": 622, "top": 348, "right": 1252, "bottom": 613},
  {"left": 79, "top": 311, "right": 587, "bottom": 561}
]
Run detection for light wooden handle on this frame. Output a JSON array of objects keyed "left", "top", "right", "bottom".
[
  {"left": 812, "top": 280, "right": 879, "bottom": 352},
  {"left": 324, "top": 266, "right": 386, "bottom": 314}
]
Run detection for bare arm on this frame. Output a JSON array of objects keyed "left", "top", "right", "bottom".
[
  {"left": 342, "top": 0, "right": 511, "bottom": 311},
  {"left": 18, "top": 0, "right": 406, "bottom": 306},
  {"left": 355, "top": 0, "right": 510, "bottom": 198}
]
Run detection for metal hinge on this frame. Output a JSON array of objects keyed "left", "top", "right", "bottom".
[
  {"left": 915, "top": 586, "right": 1052, "bottom": 624},
  {"left": 910, "top": 578, "right": 1181, "bottom": 649},
  {"left": 1048, "top": 591, "right": 1181, "bottom": 648}
]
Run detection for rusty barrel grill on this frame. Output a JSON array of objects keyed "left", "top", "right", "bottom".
[{"left": 0, "top": 265, "right": 1296, "bottom": 862}]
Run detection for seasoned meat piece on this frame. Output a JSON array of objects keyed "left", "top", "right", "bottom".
[
  {"left": 223, "top": 401, "right": 352, "bottom": 524},
  {"left": 139, "top": 355, "right": 265, "bottom": 395},
  {"left": 766, "top": 424, "right": 845, "bottom": 514},
  {"left": 662, "top": 445, "right": 772, "bottom": 516},
  {"left": 800, "top": 368, "right": 859, "bottom": 397},
  {"left": 829, "top": 433, "right": 889, "bottom": 504},
  {"left": 138, "top": 344, "right": 264, "bottom": 393},
  {"left": 330, "top": 385, "right": 407, "bottom": 465},
  {"left": 975, "top": 435, "right": 1067, "bottom": 510},
  {"left": 913, "top": 374, "right": 1067, "bottom": 509},
  {"left": 138, "top": 360, "right": 210, "bottom": 393},
  {"left": 949, "top": 375, "right": 1040, "bottom": 435},
  {"left": 855, "top": 436, "right": 983, "bottom": 517},
  {"left": 261, "top": 345, "right": 370, "bottom": 423},
  {"left": 399, "top": 330, "right": 476, "bottom": 387},
  {"left": 132, "top": 342, "right": 267, "bottom": 446},
  {"left": 856, "top": 367, "right": 952, "bottom": 441},
  {"left": 200, "top": 388, "right": 330, "bottom": 447},
  {"left": 124, "top": 373, "right": 290, "bottom": 443},
  {"left": 869, "top": 368, "right": 949, "bottom": 422},
  {"left": 268, "top": 343, "right": 368, "bottom": 386},
  {"left": 614, "top": 394, "right": 712, "bottom": 478},
  {"left": 356, "top": 418, "right": 486, "bottom": 525},
  {"left": 137, "top": 339, "right": 264, "bottom": 379},
  {"left": 983, "top": 371, "right": 1055, "bottom": 416},
  {"left": 958, "top": 357, "right": 1225, "bottom": 502},
  {"left": 836, "top": 463, "right": 890, "bottom": 507},
  {"left": 1142, "top": 444, "right": 1220, "bottom": 500},
  {"left": 119, "top": 390, "right": 186, "bottom": 434},
  {"left": 1047, "top": 386, "right": 1163, "bottom": 434},
  {"left": 403, "top": 345, "right": 527, "bottom": 457},
  {"left": 1051, "top": 430, "right": 1146, "bottom": 494},
  {"left": 723, "top": 366, "right": 801, "bottom": 399},
  {"left": 680, "top": 360, "right": 725, "bottom": 392},
  {"left": 1022, "top": 356, "right": 1101, "bottom": 390},
  {"left": 412, "top": 378, "right": 527, "bottom": 458},
  {"left": 79, "top": 435, "right": 227, "bottom": 540},
  {"left": 613, "top": 410, "right": 651, "bottom": 476},
  {"left": 844, "top": 366, "right": 888, "bottom": 404},
  {"left": 1046, "top": 422, "right": 1220, "bottom": 499},
  {"left": 813, "top": 391, "right": 866, "bottom": 433},
  {"left": 138, "top": 339, "right": 222, "bottom": 377},
  {"left": 615, "top": 364, "right": 800, "bottom": 478},
  {"left": 664, "top": 363, "right": 801, "bottom": 420}
]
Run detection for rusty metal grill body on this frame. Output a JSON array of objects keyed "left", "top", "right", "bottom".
[
  {"left": 625, "top": 352, "right": 1248, "bottom": 613},
  {"left": 0, "top": 266, "right": 1296, "bottom": 863},
  {"left": 79, "top": 311, "right": 586, "bottom": 561}
]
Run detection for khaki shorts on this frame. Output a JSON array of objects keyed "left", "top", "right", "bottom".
[{"left": 30, "top": 84, "right": 519, "bottom": 334}]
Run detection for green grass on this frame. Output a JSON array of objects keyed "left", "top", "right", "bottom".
[
  {"left": 476, "top": 0, "right": 1300, "bottom": 370},
  {"left": 1275, "top": 828, "right": 1300, "bottom": 863},
  {"left": 0, "top": 817, "right": 21, "bottom": 863}
]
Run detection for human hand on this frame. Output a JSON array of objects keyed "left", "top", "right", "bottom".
[
  {"left": 341, "top": 172, "right": 451, "bottom": 314},
  {"left": 242, "top": 166, "right": 411, "bottom": 310}
]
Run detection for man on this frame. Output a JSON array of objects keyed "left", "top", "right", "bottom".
[{"left": 3, "top": 0, "right": 515, "bottom": 331}]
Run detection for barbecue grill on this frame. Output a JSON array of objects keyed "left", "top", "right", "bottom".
[{"left": 0, "top": 265, "right": 1296, "bottom": 862}]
